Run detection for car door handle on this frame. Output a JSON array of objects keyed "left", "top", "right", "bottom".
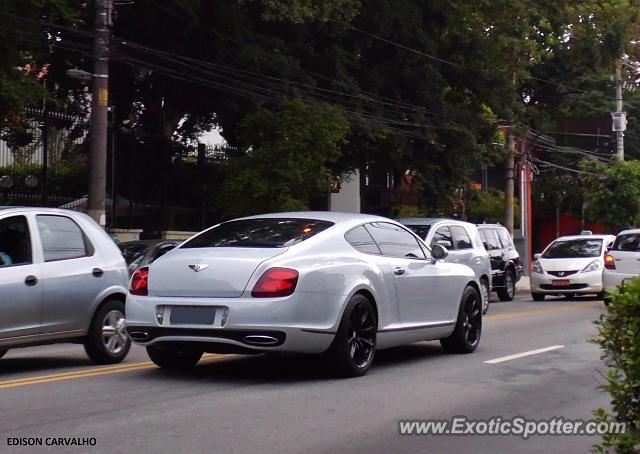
[
  {"left": 393, "top": 267, "right": 405, "bottom": 275},
  {"left": 25, "top": 275, "right": 38, "bottom": 286},
  {"left": 92, "top": 268, "right": 104, "bottom": 277}
]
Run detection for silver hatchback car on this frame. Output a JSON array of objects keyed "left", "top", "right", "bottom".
[
  {"left": 399, "top": 218, "right": 492, "bottom": 314},
  {"left": 0, "top": 207, "right": 131, "bottom": 363}
]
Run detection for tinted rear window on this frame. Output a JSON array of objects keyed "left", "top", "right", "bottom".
[
  {"left": 119, "top": 243, "right": 149, "bottom": 265},
  {"left": 542, "top": 239, "right": 603, "bottom": 259},
  {"left": 182, "top": 218, "right": 334, "bottom": 249},
  {"left": 405, "top": 224, "right": 431, "bottom": 240},
  {"left": 612, "top": 234, "right": 640, "bottom": 251}
]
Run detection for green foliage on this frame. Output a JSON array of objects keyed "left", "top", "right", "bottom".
[
  {"left": 580, "top": 159, "right": 640, "bottom": 229},
  {"left": 465, "top": 188, "right": 519, "bottom": 226},
  {"left": 393, "top": 205, "right": 425, "bottom": 219},
  {"left": 217, "top": 99, "right": 349, "bottom": 217},
  {"left": 592, "top": 278, "right": 640, "bottom": 453},
  {"left": 0, "top": 0, "right": 82, "bottom": 126},
  {"left": 246, "top": 0, "right": 360, "bottom": 22}
]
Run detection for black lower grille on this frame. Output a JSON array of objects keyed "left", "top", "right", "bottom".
[
  {"left": 540, "top": 284, "right": 588, "bottom": 290},
  {"left": 547, "top": 271, "right": 579, "bottom": 277}
]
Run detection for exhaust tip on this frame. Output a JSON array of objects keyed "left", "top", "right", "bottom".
[
  {"left": 243, "top": 335, "right": 279, "bottom": 346},
  {"left": 129, "top": 331, "right": 150, "bottom": 341}
]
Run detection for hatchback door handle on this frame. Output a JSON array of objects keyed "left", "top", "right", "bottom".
[
  {"left": 393, "top": 267, "right": 405, "bottom": 275},
  {"left": 25, "top": 275, "right": 38, "bottom": 286},
  {"left": 92, "top": 268, "right": 104, "bottom": 277}
]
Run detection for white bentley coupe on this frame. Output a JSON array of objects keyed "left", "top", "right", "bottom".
[{"left": 126, "top": 212, "right": 482, "bottom": 376}]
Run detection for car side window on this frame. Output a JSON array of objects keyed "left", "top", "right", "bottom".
[
  {"left": 430, "top": 226, "right": 454, "bottom": 249},
  {"left": 36, "top": 215, "right": 91, "bottom": 262},
  {"left": 450, "top": 226, "right": 473, "bottom": 250},
  {"left": 345, "top": 226, "right": 381, "bottom": 255},
  {"left": 366, "top": 222, "right": 426, "bottom": 259},
  {"left": 480, "top": 229, "right": 501, "bottom": 250},
  {"left": 0, "top": 215, "right": 33, "bottom": 267},
  {"left": 496, "top": 229, "right": 513, "bottom": 249}
]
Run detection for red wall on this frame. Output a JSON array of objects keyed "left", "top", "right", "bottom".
[{"left": 536, "top": 214, "right": 610, "bottom": 253}]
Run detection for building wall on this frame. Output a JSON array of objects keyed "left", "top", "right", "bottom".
[{"left": 329, "top": 171, "right": 361, "bottom": 213}]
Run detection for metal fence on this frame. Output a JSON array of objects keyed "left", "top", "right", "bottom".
[{"left": 0, "top": 108, "right": 88, "bottom": 208}]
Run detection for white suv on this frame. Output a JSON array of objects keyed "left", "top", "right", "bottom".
[
  {"left": 603, "top": 229, "right": 640, "bottom": 299},
  {"left": 399, "top": 218, "right": 492, "bottom": 314}
]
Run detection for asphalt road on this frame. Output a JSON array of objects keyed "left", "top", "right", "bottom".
[{"left": 0, "top": 294, "right": 610, "bottom": 454}]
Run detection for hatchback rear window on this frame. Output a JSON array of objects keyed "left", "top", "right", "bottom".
[
  {"left": 612, "top": 234, "right": 640, "bottom": 251},
  {"left": 182, "top": 218, "right": 334, "bottom": 248}
]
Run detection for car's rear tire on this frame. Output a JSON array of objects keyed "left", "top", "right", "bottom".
[
  {"left": 440, "top": 285, "right": 482, "bottom": 354},
  {"left": 326, "top": 293, "right": 377, "bottom": 378},
  {"left": 84, "top": 299, "right": 131, "bottom": 364},
  {"left": 532, "top": 292, "right": 546, "bottom": 301},
  {"left": 497, "top": 270, "right": 516, "bottom": 301},
  {"left": 596, "top": 291, "right": 605, "bottom": 301},
  {"left": 480, "top": 278, "right": 490, "bottom": 315},
  {"left": 0, "top": 348, "right": 7, "bottom": 359},
  {"left": 147, "top": 345, "right": 203, "bottom": 370}
]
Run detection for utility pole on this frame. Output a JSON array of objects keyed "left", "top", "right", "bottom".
[
  {"left": 613, "top": 59, "right": 625, "bottom": 161},
  {"left": 87, "top": 0, "right": 113, "bottom": 226},
  {"left": 504, "top": 128, "right": 515, "bottom": 234}
]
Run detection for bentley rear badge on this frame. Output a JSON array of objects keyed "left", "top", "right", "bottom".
[{"left": 188, "top": 264, "right": 209, "bottom": 272}]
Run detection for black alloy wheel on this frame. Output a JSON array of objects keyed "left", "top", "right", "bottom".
[
  {"left": 327, "top": 294, "right": 377, "bottom": 377},
  {"left": 441, "top": 286, "right": 482, "bottom": 354}
]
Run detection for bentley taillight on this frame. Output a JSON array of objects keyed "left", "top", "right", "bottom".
[{"left": 251, "top": 268, "right": 299, "bottom": 298}]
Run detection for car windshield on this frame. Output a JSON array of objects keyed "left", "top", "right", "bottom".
[
  {"left": 405, "top": 224, "right": 431, "bottom": 239},
  {"left": 181, "top": 218, "right": 334, "bottom": 249},
  {"left": 542, "top": 239, "right": 603, "bottom": 259}
]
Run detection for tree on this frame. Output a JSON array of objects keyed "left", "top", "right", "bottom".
[
  {"left": 217, "top": 98, "right": 349, "bottom": 217},
  {"left": 580, "top": 158, "right": 640, "bottom": 228},
  {"left": 0, "top": 1, "right": 83, "bottom": 130}
]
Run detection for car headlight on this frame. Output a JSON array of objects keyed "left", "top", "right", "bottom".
[
  {"left": 532, "top": 260, "right": 544, "bottom": 274},
  {"left": 581, "top": 260, "right": 602, "bottom": 273}
]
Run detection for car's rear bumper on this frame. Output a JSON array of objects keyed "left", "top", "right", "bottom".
[
  {"left": 125, "top": 292, "right": 344, "bottom": 354},
  {"left": 530, "top": 271, "right": 603, "bottom": 294}
]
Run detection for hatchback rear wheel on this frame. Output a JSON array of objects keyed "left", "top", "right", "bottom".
[
  {"left": 326, "top": 294, "right": 377, "bottom": 377},
  {"left": 84, "top": 299, "right": 131, "bottom": 364}
]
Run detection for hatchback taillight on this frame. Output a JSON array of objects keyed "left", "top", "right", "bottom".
[
  {"left": 604, "top": 254, "right": 616, "bottom": 270},
  {"left": 251, "top": 268, "right": 299, "bottom": 298},
  {"left": 130, "top": 267, "right": 149, "bottom": 296}
]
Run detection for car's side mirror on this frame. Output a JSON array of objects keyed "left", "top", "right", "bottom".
[
  {"left": 533, "top": 253, "right": 542, "bottom": 260},
  {"left": 432, "top": 244, "right": 449, "bottom": 260}
]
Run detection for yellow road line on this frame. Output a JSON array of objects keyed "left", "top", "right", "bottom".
[
  {"left": 0, "top": 303, "right": 601, "bottom": 390},
  {"left": 485, "top": 302, "right": 601, "bottom": 321},
  {"left": 0, "top": 353, "right": 225, "bottom": 390}
]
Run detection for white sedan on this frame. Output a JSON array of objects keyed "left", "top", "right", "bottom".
[
  {"left": 126, "top": 212, "right": 482, "bottom": 377},
  {"left": 530, "top": 234, "right": 615, "bottom": 301}
]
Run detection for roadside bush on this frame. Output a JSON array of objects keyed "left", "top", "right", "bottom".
[{"left": 592, "top": 278, "right": 640, "bottom": 453}]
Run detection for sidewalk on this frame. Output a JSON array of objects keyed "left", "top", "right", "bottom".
[{"left": 516, "top": 275, "right": 530, "bottom": 294}]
